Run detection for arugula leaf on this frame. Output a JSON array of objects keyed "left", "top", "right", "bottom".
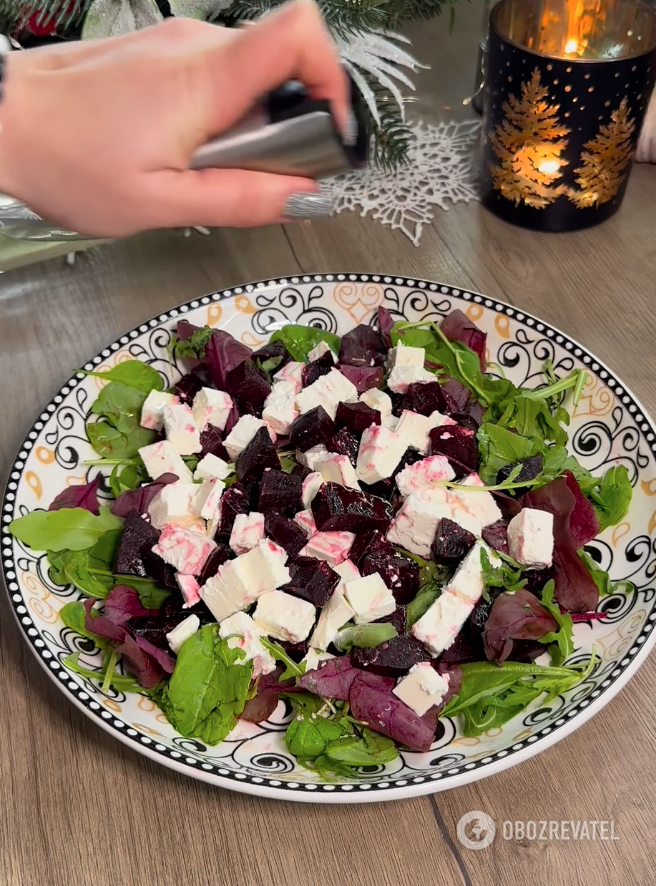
[
  {"left": 170, "top": 326, "right": 213, "bottom": 360},
  {"left": 579, "top": 550, "right": 634, "bottom": 598},
  {"left": 269, "top": 325, "right": 341, "bottom": 362},
  {"left": 477, "top": 423, "right": 543, "bottom": 486},
  {"left": 81, "top": 360, "right": 163, "bottom": 393},
  {"left": 537, "top": 580, "right": 574, "bottom": 666},
  {"left": 440, "top": 657, "right": 594, "bottom": 737},
  {"left": 480, "top": 547, "right": 527, "bottom": 595},
  {"left": 285, "top": 714, "right": 344, "bottom": 758},
  {"left": 335, "top": 623, "right": 397, "bottom": 652},
  {"left": 10, "top": 506, "right": 121, "bottom": 553},
  {"left": 116, "top": 576, "right": 171, "bottom": 609},
  {"left": 590, "top": 465, "right": 632, "bottom": 532},
  {"left": 63, "top": 652, "right": 142, "bottom": 692},
  {"left": 261, "top": 637, "right": 306, "bottom": 680},
  {"left": 159, "top": 625, "right": 253, "bottom": 745},
  {"left": 257, "top": 355, "right": 284, "bottom": 376},
  {"left": 325, "top": 728, "right": 398, "bottom": 766},
  {"left": 406, "top": 567, "right": 451, "bottom": 627},
  {"left": 60, "top": 601, "right": 112, "bottom": 651}
]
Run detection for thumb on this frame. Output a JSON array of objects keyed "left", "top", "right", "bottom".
[{"left": 147, "top": 167, "right": 334, "bottom": 228}]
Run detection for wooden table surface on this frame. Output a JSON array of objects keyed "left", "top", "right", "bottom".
[{"left": 2, "top": 7, "right": 656, "bottom": 886}]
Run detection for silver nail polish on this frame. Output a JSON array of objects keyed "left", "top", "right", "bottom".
[
  {"left": 344, "top": 110, "right": 359, "bottom": 148},
  {"left": 283, "top": 193, "right": 335, "bottom": 220}
]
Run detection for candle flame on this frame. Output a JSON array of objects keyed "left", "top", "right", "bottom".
[
  {"left": 565, "top": 38, "right": 579, "bottom": 54},
  {"left": 538, "top": 159, "right": 561, "bottom": 174}
]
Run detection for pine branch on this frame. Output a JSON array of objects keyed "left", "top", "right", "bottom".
[
  {"left": 386, "top": 0, "right": 455, "bottom": 27},
  {"left": 0, "top": 0, "right": 90, "bottom": 28},
  {"left": 364, "top": 74, "right": 412, "bottom": 170},
  {"left": 227, "top": 0, "right": 389, "bottom": 36}
]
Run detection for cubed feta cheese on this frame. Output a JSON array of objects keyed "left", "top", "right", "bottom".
[
  {"left": 295, "top": 384, "right": 336, "bottom": 419},
  {"left": 396, "top": 455, "right": 455, "bottom": 497},
  {"left": 299, "top": 531, "right": 355, "bottom": 567},
  {"left": 314, "top": 453, "right": 360, "bottom": 490},
  {"left": 230, "top": 511, "right": 265, "bottom": 554},
  {"left": 445, "top": 541, "right": 494, "bottom": 604},
  {"left": 389, "top": 343, "right": 425, "bottom": 368},
  {"left": 355, "top": 425, "right": 407, "bottom": 484},
  {"left": 148, "top": 482, "right": 199, "bottom": 529},
  {"left": 139, "top": 440, "right": 193, "bottom": 483},
  {"left": 309, "top": 587, "right": 355, "bottom": 650},
  {"left": 332, "top": 558, "right": 361, "bottom": 586},
  {"left": 411, "top": 590, "right": 474, "bottom": 656},
  {"left": 308, "top": 341, "right": 336, "bottom": 363},
  {"left": 224, "top": 414, "right": 276, "bottom": 461},
  {"left": 395, "top": 409, "right": 448, "bottom": 455},
  {"left": 262, "top": 389, "right": 299, "bottom": 435},
  {"left": 191, "top": 477, "right": 225, "bottom": 520},
  {"left": 387, "top": 488, "right": 452, "bottom": 558},
  {"left": 191, "top": 387, "right": 234, "bottom": 432},
  {"left": 294, "top": 509, "right": 317, "bottom": 538},
  {"left": 382, "top": 414, "right": 399, "bottom": 430},
  {"left": 388, "top": 365, "right": 436, "bottom": 394},
  {"left": 301, "top": 471, "right": 324, "bottom": 508},
  {"left": 302, "top": 647, "right": 336, "bottom": 673},
  {"left": 219, "top": 611, "right": 276, "bottom": 676},
  {"left": 176, "top": 573, "right": 201, "bottom": 607},
  {"left": 273, "top": 360, "right": 304, "bottom": 394},
  {"left": 162, "top": 403, "right": 202, "bottom": 455},
  {"left": 152, "top": 525, "right": 217, "bottom": 575},
  {"left": 359, "top": 388, "right": 392, "bottom": 420},
  {"left": 201, "top": 539, "right": 290, "bottom": 621},
  {"left": 166, "top": 614, "right": 200, "bottom": 654},
  {"left": 140, "top": 390, "right": 179, "bottom": 431},
  {"left": 297, "top": 444, "right": 329, "bottom": 470},
  {"left": 253, "top": 590, "right": 316, "bottom": 643},
  {"left": 450, "top": 473, "right": 503, "bottom": 534},
  {"left": 392, "top": 663, "right": 450, "bottom": 715},
  {"left": 507, "top": 508, "right": 554, "bottom": 568},
  {"left": 343, "top": 573, "right": 396, "bottom": 624},
  {"left": 295, "top": 368, "right": 358, "bottom": 419},
  {"left": 194, "top": 453, "right": 231, "bottom": 482}
]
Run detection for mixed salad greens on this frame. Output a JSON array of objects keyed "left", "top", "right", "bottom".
[{"left": 9, "top": 307, "right": 633, "bottom": 779}]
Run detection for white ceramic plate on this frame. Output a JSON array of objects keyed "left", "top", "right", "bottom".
[{"left": 3, "top": 274, "right": 655, "bottom": 803}]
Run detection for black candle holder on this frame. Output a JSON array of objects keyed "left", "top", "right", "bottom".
[{"left": 480, "top": 0, "right": 656, "bottom": 231}]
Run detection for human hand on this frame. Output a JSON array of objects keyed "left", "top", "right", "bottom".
[{"left": 0, "top": 0, "right": 347, "bottom": 237}]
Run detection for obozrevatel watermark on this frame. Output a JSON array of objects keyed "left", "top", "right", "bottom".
[{"left": 456, "top": 812, "right": 618, "bottom": 849}]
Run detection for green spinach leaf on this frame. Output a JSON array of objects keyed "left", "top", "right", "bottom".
[
  {"left": 10, "top": 505, "right": 121, "bottom": 553},
  {"left": 335, "top": 623, "right": 397, "bottom": 652},
  {"left": 579, "top": 551, "right": 634, "bottom": 598},
  {"left": 325, "top": 728, "right": 398, "bottom": 766},
  {"left": 269, "top": 325, "right": 341, "bottom": 362},
  {"left": 60, "top": 601, "right": 112, "bottom": 651},
  {"left": 285, "top": 715, "right": 344, "bottom": 759},
  {"left": 81, "top": 360, "right": 163, "bottom": 393},
  {"left": 590, "top": 465, "right": 632, "bottom": 532}
]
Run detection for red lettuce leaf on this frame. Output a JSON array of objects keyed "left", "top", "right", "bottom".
[
  {"left": 176, "top": 320, "right": 203, "bottom": 341},
  {"left": 114, "top": 634, "right": 169, "bottom": 688},
  {"left": 563, "top": 470, "right": 600, "bottom": 547},
  {"left": 111, "top": 473, "right": 178, "bottom": 518},
  {"left": 349, "top": 670, "right": 436, "bottom": 752},
  {"left": 49, "top": 475, "right": 101, "bottom": 515},
  {"left": 205, "top": 330, "right": 252, "bottom": 391},
  {"left": 84, "top": 598, "right": 128, "bottom": 644},
  {"left": 482, "top": 589, "right": 558, "bottom": 662},
  {"left": 134, "top": 635, "right": 175, "bottom": 674},
  {"left": 553, "top": 543, "right": 600, "bottom": 613},
  {"left": 435, "top": 662, "right": 462, "bottom": 710},
  {"left": 240, "top": 666, "right": 296, "bottom": 723},
  {"left": 104, "top": 585, "right": 158, "bottom": 625},
  {"left": 440, "top": 310, "right": 487, "bottom": 371},
  {"left": 377, "top": 306, "right": 396, "bottom": 348},
  {"left": 299, "top": 655, "right": 358, "bottom": 700}
]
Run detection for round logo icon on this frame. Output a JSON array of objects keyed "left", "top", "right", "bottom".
[{"left": 456, "top": 811, "right": 496, "bottom": 850}]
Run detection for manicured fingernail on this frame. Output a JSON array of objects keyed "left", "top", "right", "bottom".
[{"left": 283, "top": 192, "right": 334, "bottom": 220}]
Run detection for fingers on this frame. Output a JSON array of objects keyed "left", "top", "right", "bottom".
[
  {"left": 198, "top": 0, "right": 349, "bottom": 137},
  {"left": 146, "top": 166, "right": 333, "bottom": 229}
]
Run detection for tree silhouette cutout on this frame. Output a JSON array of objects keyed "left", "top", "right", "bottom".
[
  {"left": 569, "top": 98, "right": 635, "bottom": 208},
  {"left": 489, "top": 68, "right": 570, "bottom": 209}
]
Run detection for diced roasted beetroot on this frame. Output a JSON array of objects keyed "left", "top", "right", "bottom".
[
  {"left": 469, "top": 586, "right": 503, "bottom": 631},
  {"left": 394, "top": 448, "right": 425, "bottom": 479},
  {"left": 279, "top": 639, "right": 309, "bottom": 662},
  {"left": 302, "top": 350, "right": 334, "bottom": 387},
  {"left": 197, "top": 543, "right": 233, "bottom": 584},
  {"left": 199, "top": 425, "right": 229, "bottom": 461},
  {"left": 440, "top": 621, "right": 486, "bottom": 665},
  {"left": 251, "top": 341, "right": 290, "bottom": 370},
  {"left": 441, "top": 378, "right": 471, "bottom": 413},
  {"left": 336, "top": 401, "right": 381, "bottom": 434},
  {"left": 523, "top": 564, "right": 558, "bottom": 597},
  {"left": 258, "top": 468, "right": 303, "bottom": 517},
  {"left": 299, "top": 655, "right": 358, "bottom": 700},
  {"left": 173, "top": 373, "right": 204, "bottom": 404},
  {"left": 348, "top": 529, "right": 391, "bottom": 567},
  {"left": 224, "top": 360, "right": 271, "bottom": 413},
  {"left": 282, "top": 557, "right": 340, "bottom": 607},
  {"left": 390, "top": 391, "right": 406, "bottom": 418},
  {"left": 289, "top": 405, "right": 336, "bottom": 452},
  {"left": 351, "top": 635, "right": 430, "bottom": 677},
  {"left": 402, "top": 381, "right": 448, "bottom": 417},
  {"left": 264, "top": 514, "right": 308, "bottom": 559},
  {"left": 327, "top": 428, "right": 359, "bottom": 467},
  {"left": 481, "top": 519, "right": 510, "bottom": 554},
  {"left": 375, "top": 605, "right": 407, "bottom": 636},
  {"left": 213, "top": 483, "right": 250, "bottom": 542},
  {"left": 235, "top": 427, "right": 280, "bottom": 485},
  {"left": 446, "top": 413, "right": 479, "bottom": 433},
  {"left": 377, "top": 305, "right": 396, "bottom": 348},
  {"left": 349, "top": 670, "right": 436, "bottom": 752},
  {"left": 337, "top": 364, "right": 384, "bottom": 393},
  {"left": 482, "top": 589, "right": 558, "bottom": 662},
  {"left": 311, "top": 482, "right": 393, "bottom": 533},
  {"left": 338, "top": 324, "right": 386, "bottom": 367},
  {"left": 362, "top": 548, "right": 419, "bottom": 604},
  {"left": 440, "top": 310, "right": 487, "bottom": 371},
  {"left": 433, "top": 661, "right": 462, "bottom": 710},
  {"left": 497, "top": 455, "right": 543, "bottom": 487},
  {"left": 429, "top": 425, "right": 479, "bottom": 477},
  {"left": 127, "top": 614, "right": 192, "bottom": 650},
  {"left": 293, "top": 463, "right": 313, "bottom": 480},
  {"left": 467, "top": 400, "right": 486, "bottom": 425},
  {"left": 360, "top": 478, "right": 396, "bottom": 501},
  {"left": 433, "top": 518, "right": 476, "bottom": 562},
  {"left": 140, "top": 546, "right": 179, "bottom": 590},
  {"left": 115, "top": 512, "right": 160, "bottom": 578},
  {"left": 161, "top": 595, "right": 216, "bottom": 624}
]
